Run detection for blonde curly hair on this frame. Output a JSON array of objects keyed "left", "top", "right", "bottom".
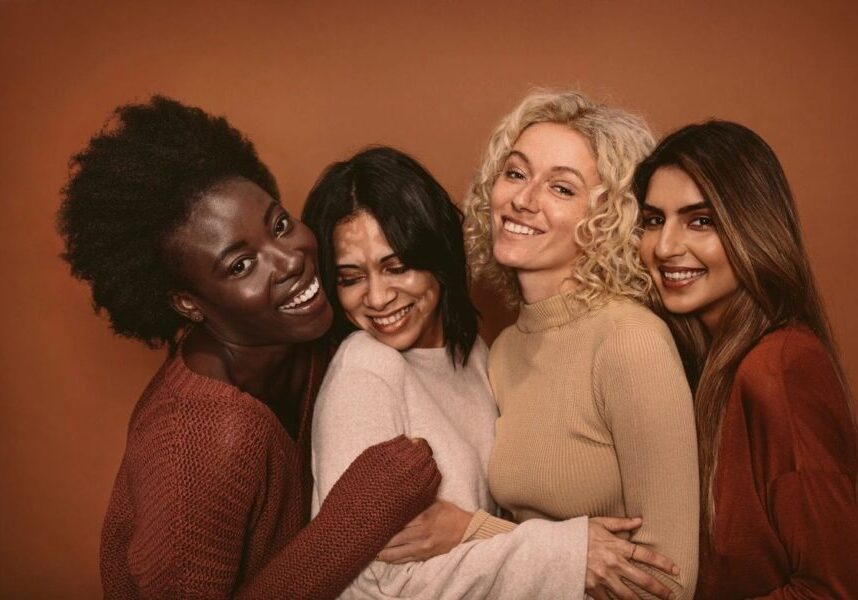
[{"left": 463, "top": 90, "right": 655, "bottom": 308}]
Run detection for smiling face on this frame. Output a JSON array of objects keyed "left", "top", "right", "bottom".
[
  {"left": 640, "top": 166, "right": 740, "bottom": 332},
  {"left": 168, "top": 177, "right": 332, "bottom": 346},
  {"left": 490, "top": 122, "right": 600, "bottom": 303},
  {"left": 333, "top": 211, "right": 443, "bottom": 351}
]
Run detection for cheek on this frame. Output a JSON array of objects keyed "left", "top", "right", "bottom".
[
  {"left": 406, "top": 273, "right": 440, "bottom": 309},
  {"left": 639, "top": 233, "right": 657, "bottom": 268},
  {"left": 336, "top": 286, "right": 363, "bottom": 316}
]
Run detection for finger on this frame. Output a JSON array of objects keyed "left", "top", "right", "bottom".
[
  {"left": 620, "top": 562, "right": 672, "bottom": 600},
  {"left": 604, "top": 575, "right": 637, "bottom": 600},
  {"left": 383, "top": 525, "right": 428, "bottom": 549},
  {"left": 629, "top": 544, "right": 678, "bottom": 576},
  {"left": 592, "top": 516, "right": 643, "bottom": 533},
  {"left": 377, "top": 543, "right": 417, "bottom": 563},
  {"left": 589, "top": 586, "right": 611, "bottom": 600}
]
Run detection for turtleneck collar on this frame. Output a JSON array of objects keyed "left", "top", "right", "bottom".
[{"left": 516, "top": 293, "right": 590, "bottom": 333}]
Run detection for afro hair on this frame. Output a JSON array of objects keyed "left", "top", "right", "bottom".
[{"left": 58, "top": 95, "right": 279, "bottom": 348}]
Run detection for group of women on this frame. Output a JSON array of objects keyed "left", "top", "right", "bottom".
[{"left": 58, "top": 90, "right": 858, "bottom": 599}]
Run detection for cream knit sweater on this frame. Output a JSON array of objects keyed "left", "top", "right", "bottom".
[
  {"left": 312, "top": 331, "right": 589, "bottom": 599},
  {"left": 489, "top": 295, "right": 699, "bottom": 599}
]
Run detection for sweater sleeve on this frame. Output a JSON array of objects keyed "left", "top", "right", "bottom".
[
  {"left": 744, "top": 336, "right": 858, "bottom": 599},
  {"left": 123, "top": 394, "right": 440, "bottom": 600},
  {"left": 594, "top": 325, "right": 700, "bottom": 600}
]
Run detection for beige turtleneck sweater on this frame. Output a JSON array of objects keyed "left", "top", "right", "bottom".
[{"left": 488, "top": 295, "right": 699, "bottom": 599}]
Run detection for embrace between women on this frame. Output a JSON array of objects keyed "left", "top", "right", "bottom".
[{"left": 59, "top": 90, "right": 858, "bottom": 599}]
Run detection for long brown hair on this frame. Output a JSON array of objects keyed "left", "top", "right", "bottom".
[{"left": 633, "top": 120, "right": 854, "bottom": 539}]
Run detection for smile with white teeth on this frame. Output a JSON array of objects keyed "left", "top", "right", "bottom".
[
  {"left": 371, "top": 305, "right": 412, "bottom": 326},
  {"left": 661, "top": 269, "right": 706, "bottom": 282},
  {"left": 278, "top": 277, "right": 320, "bottom": 310},
  {"left": 503, "top": 218, "right": 542, "bottom": 236}
]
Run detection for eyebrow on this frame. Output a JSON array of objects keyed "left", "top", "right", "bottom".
[
  {"left": 212, "top": 201, "right": 281, "bottom": 270},
  {"left": 641, "top": 201, "right": 710, "bottom": 215},
  {"left": 336, "top": 253, "right": 399, "bottom": 270},
  {"left": 506, "top": 150, "right": 586, "bottom": 184}
]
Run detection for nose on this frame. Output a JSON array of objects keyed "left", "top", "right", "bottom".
[
  {"left": 270, "top": 244, "right": 304, "bottom": 285},
  {"left": 654, "top": 221, "right": 685, "bottom": 260},
  {"left": 511, "top": 181, "right": 538, "bottom": 213},
  {"left": 364, "top": 273, "right": 395, "bottom": 310}
]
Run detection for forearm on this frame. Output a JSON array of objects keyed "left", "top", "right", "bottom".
[{"left": 240, "top": 437, "right": 440, "bottom": 599}]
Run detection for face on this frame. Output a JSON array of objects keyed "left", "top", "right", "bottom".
[
  {"left": 490, "top": 122, "right": 600, "bottom": 301},
  {"left": 640, "top": 166, "right": 740, "bottom": 332},
  {"left": 333, "top": 211, "right": 443, "bottom": 351},
  {"left": 169, "top": 177, "right": 332, "bottom": 346}
]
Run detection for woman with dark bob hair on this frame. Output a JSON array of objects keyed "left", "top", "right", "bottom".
[
  {"left": 634, "top": 120, "right": 858, "bottom": 598},
  {"left": 303, "top": 146, "right": 679, "bottom": 599},
  {"left": 57, "top": 97, "right": 441, "bottom": 599}
]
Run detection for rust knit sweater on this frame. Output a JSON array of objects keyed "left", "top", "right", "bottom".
[
  {"left": 697, "top": 325, "right": 858, "bottom": 599},
  {"left": 100, "top": 345, "right": 441, "bottom": 599}
]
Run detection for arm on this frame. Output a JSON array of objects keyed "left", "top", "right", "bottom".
[
  {"left": 595, "top": 325, "right": 700, "bottom": 600},
  {"left": 124, "top": 395, "right": 439, "bottom": 600},
  {"left": 747, "top": 337, "right": 858, "bottom": 599}
]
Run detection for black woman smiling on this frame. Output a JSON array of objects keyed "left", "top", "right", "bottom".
[{"left": 58, "top": 96, "right": 440, "bottom": 599}]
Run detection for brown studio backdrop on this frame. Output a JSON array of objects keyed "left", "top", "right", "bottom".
[{"left": 1, "top": 1, "right": 856, "bottom": 597}]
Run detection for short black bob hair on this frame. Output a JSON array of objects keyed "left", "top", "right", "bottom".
[
  {"left": 302, "top": 146, "right": 479, "bottom": 366},
  {"left": 58, "top": 95, "right": 279, "bottom": 349}
]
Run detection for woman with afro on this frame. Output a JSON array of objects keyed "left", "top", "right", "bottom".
[{"left": 58, "top": 96, "right": 441, "bottom": 599}]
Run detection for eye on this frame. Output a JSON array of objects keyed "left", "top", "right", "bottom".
[
  {"left": 274, "top": 213, "right": 291, "bottom": 237},
  {"left": 336, "top": 270, "right": 364, "bottom": 287},
  {"left": 550, "top": 183, "right": 574, "bottom": 197},
  {"left": 387, "top": 265, "right": 409, "bottom": 275},
  {"left": 229, "top": 257, "right": 255, "bottom": 276},
  {"left": 690, "top": 215, "right": 714, "bottom": 229},
  {"left": 642, "top": 214, "right": 664, "bottom": 229},
  {"left": 504, "top": 168, "right": 526, "bottom": 181}
]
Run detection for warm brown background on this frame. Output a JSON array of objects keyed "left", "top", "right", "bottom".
[{"left": 2, "top": 0, "right": 856, "bottom": 597}]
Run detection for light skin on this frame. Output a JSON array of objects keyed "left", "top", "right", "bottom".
[
  {"left": 333, "top": 211, "right": 444, "bottom": 351},
  {"left": 639, "top": 166, "right": 740, "bottom": 333},
  {"left": 491, "top": 124, "right": 679, "bottom": 599},
  {"left": 490, "top": 121, "right": 600, "bottom": 304}
]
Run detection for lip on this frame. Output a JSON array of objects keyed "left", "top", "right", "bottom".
[
  {"left": 366, "top": 304, "right": 414, "bottom": 335},
  {"left": 657, "top": 266, "right": 707, "bottom": 290},
  {"left": 276, "top": 275, "right": 325, "bottom": 315},
  {"left": 499, "top": 216, "right": 545, "bottom": 237}
]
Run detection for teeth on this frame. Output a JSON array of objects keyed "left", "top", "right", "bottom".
[
  {"left": 372, "top": 305, "right": 412, "bottom": 326},
  {"left": 279, "top": 277, "right": 320, "bottom": 310},
  {"left": 663, "top": 270, "right": 705, "bottom": 281},
  {"left": 503, "top": 219, "right": 540, "bottom": 236}
]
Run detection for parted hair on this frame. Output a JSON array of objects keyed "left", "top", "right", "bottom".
[
  {"left": 633, "top": 119, "right": 854, "bottom": 539},
  {"left": 463, "top": 90, "right": 655, "bottom": 307},
  {"left": 58, "top": 95, "right": 279, "bottom": 348},
  {"left": 302, "top": 146, "right": 479, "bottom": 367}
]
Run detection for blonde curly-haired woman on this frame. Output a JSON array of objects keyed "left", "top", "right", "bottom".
[{"left": 463, "top": 91, "right": 700, "bottom": 600}]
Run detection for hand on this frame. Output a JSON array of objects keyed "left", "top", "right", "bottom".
[
  {"left": 377, "top": 499, "right": 473, "bottom": 563},
  {"left": 586, "top": 516, "right": 679, "bottom": 600}
]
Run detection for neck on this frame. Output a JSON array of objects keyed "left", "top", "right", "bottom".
[{"left": 517, "top": 268, "right": 577, "bottom": 304}]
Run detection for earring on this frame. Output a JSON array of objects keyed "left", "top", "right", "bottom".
[{"left": 191, "top": 313, "right": 204, "bottom": 323}]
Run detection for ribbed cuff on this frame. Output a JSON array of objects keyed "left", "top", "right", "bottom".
[{"left": 461, "top": 509, "right": 517, "bottom": 542}]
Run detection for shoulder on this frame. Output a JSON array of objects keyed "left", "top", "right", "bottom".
[
  {"left": 131, "top": 358, "right": 280, "bottom": 467},
  {"left": 329, "top": 331, "right": 407, "bottom": 383},
  {"left": 592, "top": 299, "right": 680, "bottom": 365},
  {"left": 733, "top": 325, "right": 855, "bottom": 471}
]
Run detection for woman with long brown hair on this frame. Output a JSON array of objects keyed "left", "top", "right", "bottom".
[{"left": 634, "top": 120, "right": 858, "bottom": 598}]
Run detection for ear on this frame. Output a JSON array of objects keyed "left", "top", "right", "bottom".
[{"left": 169, "top": 290, "right": 205, "bottom": 323}]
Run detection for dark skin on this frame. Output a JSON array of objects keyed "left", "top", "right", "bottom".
[{"left": 167, "top": 177, "right": 333, "bottom": 435}]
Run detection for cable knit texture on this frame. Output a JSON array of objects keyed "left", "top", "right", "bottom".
[
  {"left": 697, "top": 325, "right": 858, "bottom": 599},
  {"left": 488, "top": 295, "right": 700, "bottom": 599},
  {"left": 100, "top": 344, "right": 440, "bottom": 599}
]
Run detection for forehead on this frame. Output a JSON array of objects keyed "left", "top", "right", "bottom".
[
  {"left": 332, "top": 211, "right": 394, "bottom": 263},
  {"left": 644, "top": 167, "right": 705, "bottom": 209},
  {"left": 511, "top": 122, "right": 597, "bottom": 174},
  {"left": 178, "top": 178, "right": 275, "bottom": 249}
]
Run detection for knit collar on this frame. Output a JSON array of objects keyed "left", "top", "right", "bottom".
[{"left": 516, "top": 292, "right": 589, "bottom": 333}]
